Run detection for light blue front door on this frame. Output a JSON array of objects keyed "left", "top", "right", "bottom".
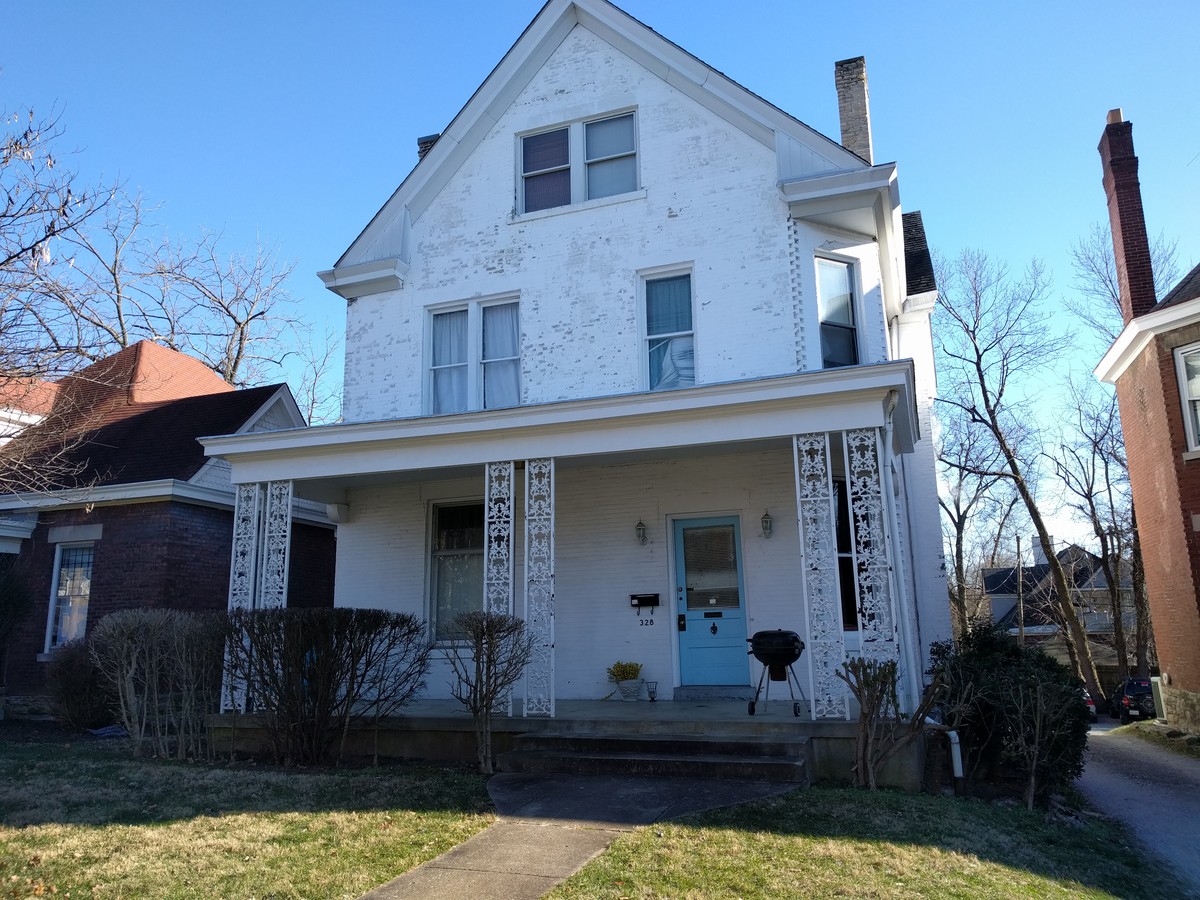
[{"left": 675, "top": 517, "right": 750, "bottom": 685}]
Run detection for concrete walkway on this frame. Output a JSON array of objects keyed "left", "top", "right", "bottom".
[
  {"left": 1077, "top": 721, "right": 1200, "bottom": 898},
  {"left": 359, "top": 773, "right": 794, "bottom": 899}
]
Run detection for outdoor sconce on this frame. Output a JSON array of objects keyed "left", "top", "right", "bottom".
[
  {"left": 646, "top": 680, "right": 658, "bottom": 702},
  {"left": 761, "top": 510, "right": 774, "bottom": 539},
  {"left": 635, "top": 520, "right": 647, "bottom": 545}
]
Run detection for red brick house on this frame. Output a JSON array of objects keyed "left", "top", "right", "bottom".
[
  {"left": 1095, "top": 110, "right": 1200, "bottom": 730},
  {"left": 0, "top": 342, "right": 335, "bottom": 698}
]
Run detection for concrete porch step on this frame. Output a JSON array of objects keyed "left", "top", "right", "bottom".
[
  {"left": 673, "top": 685, "right": 757, "bottom": 701},
  {"left": 496, "top": 732, "right": 810, "bottom": 784}
]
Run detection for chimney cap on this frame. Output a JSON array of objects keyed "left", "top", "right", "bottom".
[{"left": 1107, "top": 108, "right": 1125, "bottom": 125}]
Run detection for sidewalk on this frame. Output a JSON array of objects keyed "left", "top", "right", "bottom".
[
  {"left": 359, "top": 773, "right": 794, "bottom": 900},
  {"left": 1077, "top": 722, "right": 1200, "bottom": 898}
]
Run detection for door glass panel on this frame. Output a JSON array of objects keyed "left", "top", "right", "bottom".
[{"left": 683, "top": 525, "right": 739, "bottom": 610}]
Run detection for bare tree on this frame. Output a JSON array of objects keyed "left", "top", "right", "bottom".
[
  {"left": 938, "top": 411, "right": 1023, "bottom": 635},
  {"left": 291, "top": 324, "right": 343, "bottom": 425},
  {"left": 1050, "top": 381, "right": 1154, "bottom": 677},
  {"left": 1067, "top": 221, "right": 1181, "bottom": 344},
  {"left": 935, "top": 249, "right": 1103, "bottom": 699}
]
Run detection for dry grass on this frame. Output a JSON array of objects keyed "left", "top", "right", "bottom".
[
  {"left": 548, "top": 785, "right": 1181, "bottom": 900},
  {"left": 0, "top": 723, "right": 493, "bottom": 899},
  {"left": 1118, "top": 721, "right": 1200, "bottom": 761}
]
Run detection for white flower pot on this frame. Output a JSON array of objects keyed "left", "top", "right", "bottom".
[{"left": 617, "top": 679, "right": 642, "bottom": 702}]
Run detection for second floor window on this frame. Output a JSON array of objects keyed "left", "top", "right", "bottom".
[
  {"left": 817, "top": 258, "right": 858, "bottom": 368},
  {"left": 646, "top": 273, "right": 694, "bottom": 391},
  {"left": 1175, "top": 343, "right": 1200, "bottom": 451},
  {"left": 521, "top": 113, "right": 637, "bottom": 214},
  {"left": 430, "top": 300, "right": 520, "bottom": 414}
]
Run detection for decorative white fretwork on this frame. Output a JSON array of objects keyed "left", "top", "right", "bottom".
[
  {"left": 844, "top": 429, "right": 899, "bottom": 664},
  {"left": 794, "top": 433, "right": 849, "bottom": 719},
  {"left": 484, "top": 462, "right": 515, "bottom": 616},
  {"left": 258, "top": 480, "right": 294, "bottom": 610},
  {"left": 228, "top": 483, "right": 263, "bottom": 612},
  {"left": 523, "top": 458, "right": 555, "bottom": 717}
]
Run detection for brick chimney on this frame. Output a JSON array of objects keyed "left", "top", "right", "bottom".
[
  {"left": 834, "top": 56, "right": 873, "bottom": 164},
  {"left": 417, "top": 133, "right": 440, "bottom": 160},
  {"left": 1099, "top": 109, "right": 1156, "bottom": 323}
]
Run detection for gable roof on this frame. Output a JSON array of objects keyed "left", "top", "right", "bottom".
[
  {"left": 1, "top": 343, "right": 299, "bottom": 497},
  {"left": 332, "top": 0, "right": 867, "bottom": 273}
]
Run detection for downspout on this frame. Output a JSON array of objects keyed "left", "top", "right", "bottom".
[{"left": 926, "top": 717, "right": 964, "bottom": 791}]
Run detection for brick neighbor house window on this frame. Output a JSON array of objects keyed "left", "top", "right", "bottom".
[
  {"left": 520, "top": 112, "right": 637, "bottom": 214},
  {"left": 45, "top": 543, "right": 93, "bottom": 651},
  {"left": 1174, "top": 343, "right": 1200, "bottom": 451}
]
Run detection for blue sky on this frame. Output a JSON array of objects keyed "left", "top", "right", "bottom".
[{"left": 6, "top": 0, "right": 1199, "bottom": 383}]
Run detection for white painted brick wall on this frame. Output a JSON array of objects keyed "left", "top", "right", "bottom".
[{"left": 341, "top": 25, "right": 894, "bottom": 422}]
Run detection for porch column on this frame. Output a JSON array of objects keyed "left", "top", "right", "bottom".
[
  {"left": 523, "top": 458, "right": 555, "bottom": 717},
  {"left": 484, "top": 462, "right": 515, "bottom": 615},
  {"left": 227, "top": 479, "right": 294, "bottom": 612},
  {"left": 794, "top": 433, "right": 849, "bottom": 719},
  {"left": 843, "top": 429, "right": 901, "bottom": 665},
  {"left": 224, "top": 479, "right": 293, "bottom": 712}
]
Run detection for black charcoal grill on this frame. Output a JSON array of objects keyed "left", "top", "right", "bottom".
[{"left": 746, "top": 629, "right": 806, "bottom": 717}]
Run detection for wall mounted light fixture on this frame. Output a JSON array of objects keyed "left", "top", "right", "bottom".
[
  {"left": 635, "top": 520, "right": 648, "bottom": 545},
  {"left": 761, "top": 510, "right": 774, "bottom": 539}
]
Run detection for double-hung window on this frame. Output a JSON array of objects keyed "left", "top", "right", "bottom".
[
  {"left": 817, "top": 258, "right": 858, "bottom": 368},
  {"left": 646, "top": 273, "right": 694, "bottom": 391},
  {"left": 520, "top": 112, "right": 637, "bottom": 214},
  {"left": 430, "top": 299, "right": 520, "bottom": 414},
  {"left": 45, "top": 543, "right": 93, "bottom": 651},
  {"left": 1175, "top": 342, "right": 1200, "bottom": 451},
  {"left": 430, "top": 502, "right": 484, "bottom": 642}
]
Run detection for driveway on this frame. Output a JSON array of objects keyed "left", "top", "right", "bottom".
[{"left": 1077, "top": 720, "right": 1200, "bottom": 897}]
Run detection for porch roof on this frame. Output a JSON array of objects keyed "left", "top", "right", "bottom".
[{"left": 201, "top": 362, "right": 917, "bottom": 502}]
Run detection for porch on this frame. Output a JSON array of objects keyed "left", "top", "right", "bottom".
[{"left": 209, "top": 699, "right": 925, "bottom": 789}]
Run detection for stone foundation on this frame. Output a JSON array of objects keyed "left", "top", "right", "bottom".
[{"left": 1161, "top": 683, "right": 1200, "bottom": 732}]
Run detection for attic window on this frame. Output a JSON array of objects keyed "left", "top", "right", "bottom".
[{"left": 520, "top": 113, "right": 637, "bottom": 214}]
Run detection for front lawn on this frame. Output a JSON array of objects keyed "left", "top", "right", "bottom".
[
  {"left": 548, "top": 785, "right": 1180, "bottom": 899},
  {"left": 0, "top": 723, "right": 493, "bottom": 899}
]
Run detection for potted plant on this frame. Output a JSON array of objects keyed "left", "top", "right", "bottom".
[{"left": 607, "top": 660, "right": 643, "bottom": 701}]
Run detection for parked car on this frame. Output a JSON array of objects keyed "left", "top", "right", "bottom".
[
  {"left": 1082, "top": 688, "right": 1098, "bottom": 722},
  {"left": 1108, "top": 677, "right": 1155, "bottom": 723}
]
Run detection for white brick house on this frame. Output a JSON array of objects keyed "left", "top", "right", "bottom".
[{"left": 202, "top": 0, "right": 949, "bottom": 719}]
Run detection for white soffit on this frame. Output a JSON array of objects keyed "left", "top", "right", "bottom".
[{"left": 1095, "top": 298, "right": 1200, "bottom": 384}]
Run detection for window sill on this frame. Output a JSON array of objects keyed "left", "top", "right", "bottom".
[
  {"left": 511, "top": 189, "right": 646, "bottom": 224},
  {"left": 1183, "top": 449, "right": 1200, "bottom": 462}
]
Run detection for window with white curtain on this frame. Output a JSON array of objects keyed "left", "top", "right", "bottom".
[
  {"left": 520, "top": 112, "right": 637, "bottom": 214},
  {"left": 430, "top": 299, "right": 520, "bottom": 414},
  {"left": 45, "top": 543, "right": 94, "bottom": 651},
  {"left": 817, "top": 258, "right": 859, "bottom": 368},
  {"left": 1175, "top": 342, "right": 1200, "bottom": 451},
  {"left": 430, "top": 502, "right": 484, "bottom": 642},
  {"left": 645, "top": 273, "right": 694, "bottom": 391}
]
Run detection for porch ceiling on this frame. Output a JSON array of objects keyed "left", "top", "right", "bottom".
[{"left": 201, "top": 362, "right": 918, "bottom": 503}]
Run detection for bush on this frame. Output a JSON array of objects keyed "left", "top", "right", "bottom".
[
  {"left": 225, "top": 607, "right": 431, "bottom": 766},
  {"left": 89, "top": 609, "right": 229, "bottom": 758},
  {"left": 46, "top": 639, "right": 112, "bottom": 730},
  {"left": 928, "top": 624, "right": 1090, "bottom": 808}
]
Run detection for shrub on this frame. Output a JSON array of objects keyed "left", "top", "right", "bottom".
[
  {"left": 446, "top": 612, "right": 533, "bottom": 774},
  {"left": 928, "top": 623, "right": 1089, "bottom": 808},
  {"left": 224, "top": 607, "right": 431, "bottom": 766},
  {"left": 89, "top": 609, "right": 229, "bottom": 758},
  {"left": 46, "top": 639, "right": 112, "bottom": 730}
]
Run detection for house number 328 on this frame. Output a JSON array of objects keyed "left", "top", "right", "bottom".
[{"left": 639, "top": 618, "right": 655, "bottom": 626}]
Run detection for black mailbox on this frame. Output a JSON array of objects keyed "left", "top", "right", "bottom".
[{"left": 630, "top": 593, "right": 660, "bottom": 609}]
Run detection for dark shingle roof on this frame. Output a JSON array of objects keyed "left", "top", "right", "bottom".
[
  {"left": 902, "top": 211, "right": 936, "bottom": 296},
  {"left": 69, "top": 384, "right": 284, "bottom": 486},
  {"left": 1154, "top": 261, "right": 1200, "bottom": 312}
]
